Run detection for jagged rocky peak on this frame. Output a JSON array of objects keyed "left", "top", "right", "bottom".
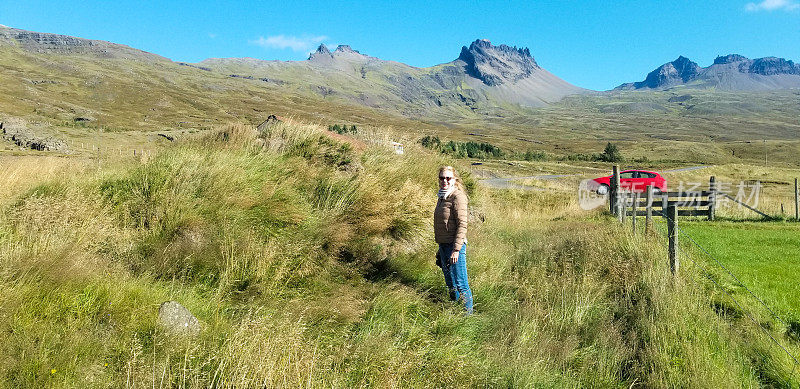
[
  {"left": 457, "top": 39, "right": 540, "bottom": 86},
  {"left": 309, "top": 43, "right": 369, "bottom": 62},
  {"left": 712, "top": 54, "right": 799, "bottom": 75},
  {"left": 308, "top": 43, "right": 332, "bottom": 60},
  {"left": 334, "top": 45, "right": 359, "bottom": 54},
  {"left": 666, "top": 56, "right": 701, "bottom": 80},
  {"left": 749, "top": 57, "right": 800, "bottom": 75},
  {"left": 639, "top": 56, "right": 700, "bottom": 88},
  {"left": 714, "top": 54, "right": 749, "bottom": 64}
]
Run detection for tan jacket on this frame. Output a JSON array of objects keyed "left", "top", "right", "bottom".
[{"left": 434, "top": 189, "right": 468, "bottom": 250}]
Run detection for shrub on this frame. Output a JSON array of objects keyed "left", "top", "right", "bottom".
[
  {"left": 522, "top": 150, "right": 547, "bottom": 161},
  {"left": 328, "top": 124, "right": 358, "bottom": 134},
  {"left": 601, "top": 142, "right": 623, "bottom": 163},
  {"left": 419, "top": 136, "right": 504, "bottom": 159}
]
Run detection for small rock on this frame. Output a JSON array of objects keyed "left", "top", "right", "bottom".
[
  {"left": 668, "top": 94, "right": 692, "bottom": 103},
  {"left": 158, "top": 301, "right": 200, "bottom": 335},
  {"left": 256, "top": 114, "right": 282, "bottom": 134},
  {"left": 1, "top": 123, "right": 68, "bottom": 152},
  {"left": 469, "top": 207, "right": 486, "bottom": 223}
]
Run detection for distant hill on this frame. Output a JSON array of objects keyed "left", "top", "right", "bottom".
[{"left": 617, "top": 54, "right": 800, "bottom": 91}]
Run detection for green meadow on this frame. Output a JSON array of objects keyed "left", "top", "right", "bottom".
[{"left": 678, "top": 221, "right": 800, "bottom": 325}]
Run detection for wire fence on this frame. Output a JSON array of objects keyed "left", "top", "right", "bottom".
[{"left": 642, "top": 213, "right": 799, "bottom": 384}]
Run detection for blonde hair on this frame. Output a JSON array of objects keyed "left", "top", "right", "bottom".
[{"left": 438, "top": 166, "right": 465, "bottom": 192}]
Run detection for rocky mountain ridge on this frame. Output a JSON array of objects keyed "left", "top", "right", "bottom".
[
  {"left": 308, "top": 44, "right": 369, "bottom": 60},
  {"left": 199, "top": 38, "right": 586, "bottom": 113},
  {"left": 619, "top": 56, "right": 700, "bottom": 89},
  {"left": 618, "top": 54, "right": 800, "bottom": 91},
  {"left": 0, "top": 24, "right": 584, "bottom": 119},
  {"left": 457, "top": 39, "right": 540, "bottom": 86},
  {"left": 3, "top": 24, "right": 800, "bottom": 123},
  {"left": 0, "top": 25, "right": 167, "bottom": 61}
]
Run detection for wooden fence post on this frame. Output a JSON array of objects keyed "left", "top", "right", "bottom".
[
  {"left": 667, "top": 205, "right": 678, "bottom": 275},
  {"left": 632, "top": 193, "right": 638, "bottom": 232},
  {"left": 610, "top": 165, "right": 619, "bottom": 215},
  {"left": 645, "top": 185, "right": 654, "bottom": 234},
  {"left": 661, "top": 193, "right": 668, "bottom": 219},
  {"left": 620, "top": 193, "right": 627, "bottom": 223},
  {"left": 795, "top": 178, "right": 798, "bottom": 221},
  {"left": 708, "top": 176, "right": 716, "bottom": 221}
]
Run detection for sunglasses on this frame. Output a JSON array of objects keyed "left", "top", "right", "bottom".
[{"left": 439, "top": 176, "right": 454, "bottom": 181}]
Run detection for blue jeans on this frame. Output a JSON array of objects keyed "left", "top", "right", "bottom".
[{"left": 437, "top": 243, "right": 473, "bottom": 314}]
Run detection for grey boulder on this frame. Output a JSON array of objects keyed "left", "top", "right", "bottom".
[{"left": 158, "top": 301, "right": 200, "bottom": 335}]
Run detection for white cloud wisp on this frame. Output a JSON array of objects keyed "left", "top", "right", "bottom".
[
  {"left": 250, "top": 34, "right": 329, "bottom": 52},
  {"left": 745, "top": 0, "right": 800, "bottom": 12}
]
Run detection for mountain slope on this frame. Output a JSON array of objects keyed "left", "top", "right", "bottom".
[
  {"left": 617, "top": 54, "right": 800, "bottom": 91},
  {"left": 0, "top": 25, "right": 433, "bottom": 134},
  {"left": 0, "top": 25, "right": 586, "bottom": 126}
]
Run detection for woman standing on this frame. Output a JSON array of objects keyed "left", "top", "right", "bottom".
[{"left": 434, "top": 166, "right": 473, "bottom": 314}]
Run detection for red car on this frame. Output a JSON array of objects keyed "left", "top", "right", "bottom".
[{"left": 592, "top": 170, "right": 666, "bottom": 195}]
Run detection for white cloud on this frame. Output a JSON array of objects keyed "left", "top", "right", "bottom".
[
  {"left": 745, "top": 0, "right": 799, "bottom": 12},
  {"left": 250, "top": 34, "right": 329, "bottom": 52}
]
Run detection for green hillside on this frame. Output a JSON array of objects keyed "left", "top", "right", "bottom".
[{"left": 1, "top": 121, "right": 797, "bottom": 387}]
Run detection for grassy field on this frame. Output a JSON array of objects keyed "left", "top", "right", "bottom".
[
  {"left": 659, "top": 164, "right": 800, "bottom": 219},
  {"left": 678, "top": 221, "right": 800, "bottom": 324},
  {"left": 1, "top": 120, "right": 799, "bottom": 387},
  {"left": 643, "top": 219, "right": 800, "bottom": 386}
]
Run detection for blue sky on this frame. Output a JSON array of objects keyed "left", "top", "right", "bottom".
[{"left": 2, "top": 0, "right": 799, "bottom": 90}]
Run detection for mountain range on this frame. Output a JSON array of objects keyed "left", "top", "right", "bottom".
[
  {"left": 617, "top": 54, "right": 800, "bottom": 91},
  {"left": 198, "top": 38, "right": 585, "bottom": 116},
  {"left": 2, "top": 23, "right": 800, "bottom": 158},
  {"left": 2, "top": 24, "right": 800, "bottom": 118}
]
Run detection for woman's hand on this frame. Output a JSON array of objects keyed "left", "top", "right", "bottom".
[{"left": 449, "top": 250, "right": 459, "bottom": 264}]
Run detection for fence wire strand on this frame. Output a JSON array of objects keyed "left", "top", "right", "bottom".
[
  {"left": 670, "top": 216, "right": 791, "bottom": 330},
  {"left": 642, "top": 212, "right": 799, "bottom": 383}
]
